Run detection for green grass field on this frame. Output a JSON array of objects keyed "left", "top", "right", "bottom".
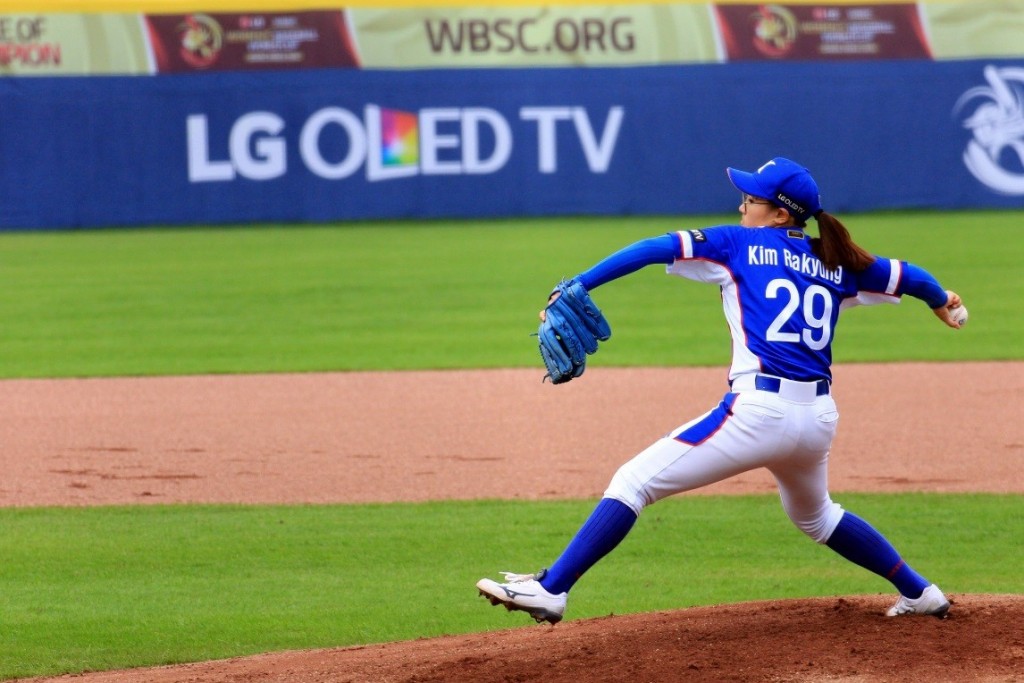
[
  {"left": 1, "top": 494, "right": 1020, "bottom": 680},
  {"left": 1, "top": 211, "right": 1021, "bottom": 680},
  {"left": 1, "top": 210, "right": 1020, "bottom": 378}
]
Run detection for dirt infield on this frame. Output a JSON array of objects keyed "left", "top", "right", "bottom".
[
  {"left": 7, "top": 362, "right": 1024, "bottom": 682},
  {"left": 24, "top": 596, "right": 1024, "bottom": 683}
]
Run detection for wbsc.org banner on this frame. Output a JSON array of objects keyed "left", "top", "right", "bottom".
[
  {"left": 5, "top": 2, "right": 1024, "bottom": 77},
  {"left": 1, "top": 59, "right": 1022, "bottom": 229}
]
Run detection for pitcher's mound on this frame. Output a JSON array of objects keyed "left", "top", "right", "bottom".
[{"left": 33, "top": 594, "right": 1024, "bottom": 683}]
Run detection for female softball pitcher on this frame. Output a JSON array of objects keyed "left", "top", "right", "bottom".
[{"left": 477, "top": 157, "right": 963, "bottom": 624}]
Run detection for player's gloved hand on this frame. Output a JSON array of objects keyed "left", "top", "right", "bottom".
[
  {"left": 536, "top": 279, "right": 611, "bottom": 384},
  {"left": 932, "top": 290, "right": 966, "bottom": 329}
]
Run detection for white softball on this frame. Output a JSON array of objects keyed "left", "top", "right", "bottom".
[{"left": 949, "top": 304, "right": 968, "bottom": 327}]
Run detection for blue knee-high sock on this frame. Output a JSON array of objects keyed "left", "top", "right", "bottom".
[
  {"left": 540, "top": 497, "right": 637, "bottom": 595},
  {"left": 826, "top": 511, "right": 930, "bottom": 598}
]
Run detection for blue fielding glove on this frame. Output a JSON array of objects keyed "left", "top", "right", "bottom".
[{"left": 537, "top": 279, "right": 612, "bottom": 384}]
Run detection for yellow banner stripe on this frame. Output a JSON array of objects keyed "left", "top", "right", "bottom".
[{"left": 12, "top": 0, "right": 927, "bottom": 13}]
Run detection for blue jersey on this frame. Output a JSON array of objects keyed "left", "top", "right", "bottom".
[{"left": 671, "top": 226, "right": 911, "bottom": 382}]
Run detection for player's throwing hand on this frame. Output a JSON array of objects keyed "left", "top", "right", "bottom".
[{"left": 933, "top": 290, "right": 967, "bottom": 328}]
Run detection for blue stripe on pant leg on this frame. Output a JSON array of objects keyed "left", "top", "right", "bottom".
[{"left": 674, "top": 393, "right": 738, "bottom": 446}]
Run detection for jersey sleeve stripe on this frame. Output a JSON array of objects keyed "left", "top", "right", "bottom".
[
  {"left": 885, "top": 258, "right": 902, "bottom": 295},
  {"left": 677, "top": 230, "right": 693, "bottom": 259}
]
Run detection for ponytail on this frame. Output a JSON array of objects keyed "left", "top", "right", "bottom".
[{"left": 809, "top": 211, "right": 875, "bottom": 272}]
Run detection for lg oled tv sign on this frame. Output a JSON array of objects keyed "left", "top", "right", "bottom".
[{"left": 186, "top": 105, "right": 625, "bottom": 183}]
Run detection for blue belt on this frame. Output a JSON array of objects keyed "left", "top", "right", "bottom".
[{"left": 754, "top": 374, "right": 830, "bottom": 396}]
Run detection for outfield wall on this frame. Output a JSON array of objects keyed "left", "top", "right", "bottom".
[{"left": 1, "top": 2, "right": 1023, "bottom": 229}]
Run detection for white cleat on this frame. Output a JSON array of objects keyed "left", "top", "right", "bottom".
[
  {"left": 886, "top": 584, "right": 950, "bottom": 618},
  {"left": 476, "top": 570, "right": 567, "bottom": 624}
]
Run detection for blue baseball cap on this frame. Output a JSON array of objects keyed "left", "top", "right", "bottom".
[{"left": 726, "top": 157, "right": 822, "bottom": 225}]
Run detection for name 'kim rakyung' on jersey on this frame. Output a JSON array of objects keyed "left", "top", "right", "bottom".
[{"left": 746, "top": 242, "right": 844, "bottom": 285}]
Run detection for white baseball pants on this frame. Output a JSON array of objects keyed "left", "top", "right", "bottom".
[{"left": 604, "top": 375, "right": 845, "bottom": 543}]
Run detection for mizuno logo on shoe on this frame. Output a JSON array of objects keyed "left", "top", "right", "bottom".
[{"left": 500, "top": 586, "right": 536, "bottom": 599}]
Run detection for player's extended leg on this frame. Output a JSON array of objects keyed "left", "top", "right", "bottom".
[
  {"left": 475, "top": 497, "right": 635, "bottom": 624},
  {"left": 478, "top": 393, "right": 781, "bottom": 623}
]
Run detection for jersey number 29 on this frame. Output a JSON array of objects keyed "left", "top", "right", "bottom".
[{"left": 765, "top": 279, "right": 833, "bottom": 351}]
